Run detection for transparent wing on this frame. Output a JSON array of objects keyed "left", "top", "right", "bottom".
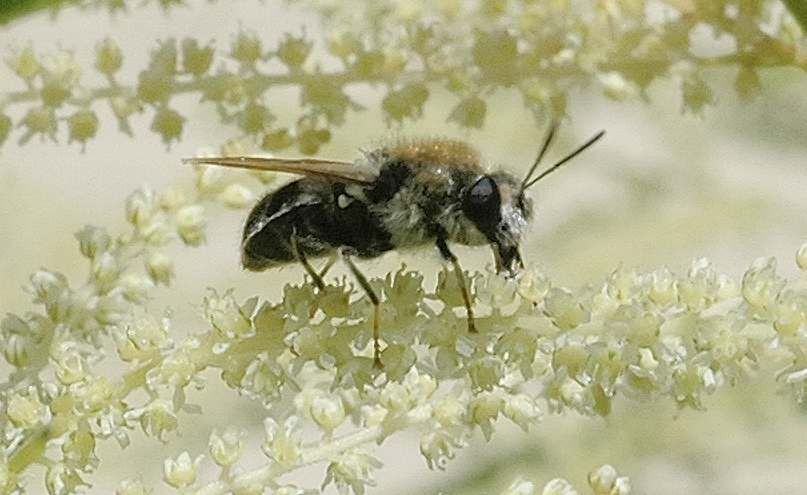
[{"left": 183, "top": 156, "right": 379, "bottom": 183}]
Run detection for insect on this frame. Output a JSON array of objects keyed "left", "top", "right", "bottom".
[{"left": 186, "top": 124, "right": 604, "bottom": 368}]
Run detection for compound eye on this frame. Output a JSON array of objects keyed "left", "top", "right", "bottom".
[
  {"left": 469, "top": 177, "right": 496, "bottom": 204},
  {"left": 464, "top": 176, "right": 501, "bottom": 225}
]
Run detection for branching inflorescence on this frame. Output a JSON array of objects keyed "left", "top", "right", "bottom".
[
  {"left": 3, "top": 1, "right": 807, "bottom": 494},
  {"left": 2, "top": 0, "right": 806, "bottom": 152},
  {"left": 2, "top": 164, "right": 807, "bottom": 494}
]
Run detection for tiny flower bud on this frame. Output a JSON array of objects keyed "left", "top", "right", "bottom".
[
  {"left": 95, "top": 293, "right": 129, "bottom": 325},
  {"left": 10, "top": 45, "right": 39, "bottom": 82},
  {"left": 797, "top": 242, "right": 807, "bottom": 272},
  {"left": 53, "top": 344, "right": 88, "bottom": 384},
  {"left": 517, "top": 268, "right": 550, "bottom": 304},
  {"left": 649, "top": 268, "right": 677, "bottom": 306},
  {"left": 231, "top": 30, "right": 263, "bottom": 64},
  {"left": 241, "top": 102, "right": 271, "bottom": 134},
  {"left": 503, "top": 394, "right": 541, "bottom": 430},
  {"left": 62, "top": 427, "right": 97, "bottom": 469},
  {"left": 681, "top": 71, "right": 713, "bottom": 113},
  {"left": 469, "top": 392, "right": 503, "bottom": 439},
  {"left": 448, "top": 95, "right": 486, "bottom": 128},
  {"left": 175, "top": 205, "right": 206, "bottom": 246},
  {"left": 151, "top": 107, "right": 185, "bottom": 146},
  {"left": 433, "top": 396, "right": 466, "bottom": 428},
  {"left": 27, "top": 270, "right": 71, "bottom": 321},
  {"left": 503, "top": 478, "right": 536, "bottom": 495},
  {"left": 125, "top": 187, "right": 157, "bottom": 227},
  {"left": 116, "top": 479, "right": 149, "bottom": 495},
  {"left": 742, "top": 257, "right": 780, "bottom": 312},
  {"left": 126, "top": 399, "right": 178, "bottom": 439},
  {"left": 181, "top": 38, "right": 214, "bottom": 77},
  {"left": 49, "top": 51, "right": 82, "bottom": 88},
  {"left": 153, "top": 350, "right": 196, "bottom": 387},
  {"left": 209, "top": 428, "right": 244, "bottom": 467},
  {"left": 541, "top": 478, "right": 579, "bottom": 495},
  {"left": 203, "top": 290, "right": 252, "bottom": 339},
  {"left": 219, "top": 183, "right": 256, "bottom": 209},
  {"left": 95, "top": 38, "right": 123, "bottom": 78},
  {"left": 328, "top": 30, "right": 361, "bottom": 59},
  {"left": 420, "top": 430, "right": 461, "bottom": 470},
  {"left": 3, "top": 333, "right": 32, "bottom": 368},
  {"left": 75, "top": 225, "right": 111, "bottom": 259},
  {"left": 129, "top": 315, "right": 170, "bottom": 351},
  {"left": 92, "top": 252, "right": 120, "bottom": 289},
  {"left": 22, "top": 106, "right": 57, "bottom": 137},
  {"left": 598, "top": 72, "right": 633, "bottom": 101},
  {"left": 163, "top": 451, "right": 201, "bottom": 488},
  {"left": 588, "top": 464, "right": 617, "bottom": 495},
  {"left": 558, "top": 377, "right": 586, "bottom": 409},
  {"left": 194, "top": 164, "right": 225, "bottom": 196},
  {"left": 323, "top": 449, "right": 381, "bottom": 495},
  {"left": 46, "top": 464, "right": 86, "bottom": 495},
  {"left": 379, "top": 381, "right": 413, "bottom": 412},
  {"left": 7, "top": 393, "right": 46, "bottom": 429},
  {"left": 543, "top": 288, "right": 590, "bottom": 329},
  {"left": 612, "top": 477, "right": 632, "bottom": 495},
  {"left": 159, "top": 188, "right": 187, "bottom": 211},
  {"left": 310, "top": 394, "right": 346, "bottom": 434},
  {"left": 588, "top": 465, "right": 631, "bottom": 495},
  {"left": 637, "top": 347, "right": 658, "bottom": 371},
  {"left": 262, "top": 128, "right": 294, "bottom": 152},
  {"left": 111, "top": 95, "right": 142, "bottom": 121},
  {"left": 119, "top": 273, "right": 153, "bottom": 304},
  {"left": 68, "top": 109, "right": 99, "bottom": 146},
  {"left": 277, "top": 35, "right": 312, "bottom": 68},
  {"left": 263, "top": 418, "right": 302, "bottom": 465},
  {"left": 145, "top": 251, "right": 174, "bottom": 285}
]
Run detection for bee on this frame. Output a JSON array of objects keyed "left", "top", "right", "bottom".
[{"left": 186, "top": 124, "right": 604, "bottom": 368}]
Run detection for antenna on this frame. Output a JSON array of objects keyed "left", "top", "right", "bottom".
[
  {"left": 521, "top": 122, "right": 558, "bottom": 189},
  {"left": 522, "top": 127, "right": 605, "bottom": 190}
]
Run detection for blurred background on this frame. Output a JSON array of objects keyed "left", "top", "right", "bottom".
[{"left": 2, "top": 1, "right": 807, "bottom": 494}]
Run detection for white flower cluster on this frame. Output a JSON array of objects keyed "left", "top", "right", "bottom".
[
  {"left": 151, "top": 246, "right": 806, "bottom": 495},
  {"left": 3, "top": 1, "right": 803, "bottom": 151},
  {"left": 492, "top": 464, "right": 632, "bottom": 495},
  {"left": 0, "top": 175, "right": 236, "bottom": 494},
  {"left": 4, "top": 174, "right": 807, "bottom": 495},
  {"left": 519, "top": 464, "right": 631, "bottom": 495},
  {"left": 169, "top": 248, "right": 807, "bottom": 493}
]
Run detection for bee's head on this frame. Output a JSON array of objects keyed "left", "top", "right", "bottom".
[
  {"left": 461, "top": 125, "right": 605, "bottom": 274},
  {"left": 462, "top": 173, "right": 532, "bottom": 275}
]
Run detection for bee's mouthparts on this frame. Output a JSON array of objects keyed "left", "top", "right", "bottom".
[{"left": 496, "top": 245, "right": 523, "bottom": 276}]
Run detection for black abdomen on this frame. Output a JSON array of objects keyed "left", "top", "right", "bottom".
[{"left": 241, "top": 178, "right": 395, "bottom": 271}]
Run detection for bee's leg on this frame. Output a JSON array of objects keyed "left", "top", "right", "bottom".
[
  {"left": 340, "top": 251, "right": 383, "bottom": 369},
  {"left": 317, "top": 253, "right": 339, "bottom": 281},
  {"left": 290, "top": 229, "right": 326, "bottom": 291},
  {"left": 436, "top": 238, "right": 477, "bottom": 333}
]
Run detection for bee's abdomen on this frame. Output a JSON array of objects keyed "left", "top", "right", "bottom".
[{"left": 241, "top": 179, "right": 395, "bottom": 271}]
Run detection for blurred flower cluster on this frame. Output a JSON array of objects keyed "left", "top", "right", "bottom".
[{"left": 2, "top": 0, "right": 805, "bottom": 152}]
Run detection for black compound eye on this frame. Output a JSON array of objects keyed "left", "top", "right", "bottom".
[
  {"left": 463, "top": 176, "right": 501, "bottom": 226},
  {"left": 469, "top": 177, "right": 496, "bottom": 204}
]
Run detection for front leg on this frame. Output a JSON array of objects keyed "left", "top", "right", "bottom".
[{"left": 436, "top": 238, "right": 477, "bottom": 333}]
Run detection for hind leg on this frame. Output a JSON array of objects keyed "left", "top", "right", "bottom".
[
  {"left": 340, "top": 250, "right": 383, "bottom": 369},
  {"left": 290, "top": 228, "right": 328, "bottom": 290}
]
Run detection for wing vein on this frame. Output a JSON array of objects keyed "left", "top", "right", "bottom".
[{"left": 184, "top": 156, "right": 378, "bottom": 183}]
